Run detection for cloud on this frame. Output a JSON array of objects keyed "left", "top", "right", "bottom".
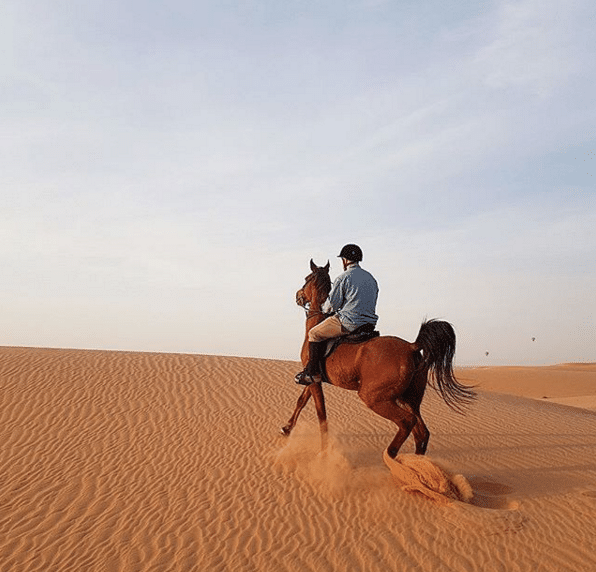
[
  {"left": 470, "top": 0, "right": 596, "bottom": 99},
  {"left": 1, "top": 0, "right": 595, "bottom": 363}
]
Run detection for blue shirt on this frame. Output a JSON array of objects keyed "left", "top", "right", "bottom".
[{"left": 322, "top": 263, "right": 379, "bottom": 331}]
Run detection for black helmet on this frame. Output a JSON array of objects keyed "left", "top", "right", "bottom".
[{"left": 338, "top": 244, "right": 363, "bottom": 262}]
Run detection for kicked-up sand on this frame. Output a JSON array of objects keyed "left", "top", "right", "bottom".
[{"left": 1, "top": 347, "right": 595, "bottom": 571}]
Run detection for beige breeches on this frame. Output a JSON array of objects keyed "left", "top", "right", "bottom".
[{"left": 308, "top": 315, "right": 347, "bottom": 342}]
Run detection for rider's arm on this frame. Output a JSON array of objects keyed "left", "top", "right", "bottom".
[{"left": 322, "top": 275, "right": 346, "bottom": 314}]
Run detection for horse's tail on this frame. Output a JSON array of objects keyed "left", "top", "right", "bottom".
[{"left": 414, "top": 319, "right": 476, "bottom": 412}]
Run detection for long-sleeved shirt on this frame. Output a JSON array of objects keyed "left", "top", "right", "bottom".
[{"left": 322, "top": 262, "right": 379, "bottom": 331}]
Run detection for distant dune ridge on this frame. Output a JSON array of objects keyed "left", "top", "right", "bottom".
[{"left": 1, "top": 347, "right": 596, "bottom": 571}]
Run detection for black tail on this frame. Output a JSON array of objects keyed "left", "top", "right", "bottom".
[{"left": 415, "top": 319, "right": 476, "bottom": 412}]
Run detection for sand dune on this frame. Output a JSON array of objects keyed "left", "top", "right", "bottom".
[
  {"left": 1, "top": 347, "right": 596, "bottom": 571},
  {"left": 458, "top": 363, "right": 596, "bottom": 402}
]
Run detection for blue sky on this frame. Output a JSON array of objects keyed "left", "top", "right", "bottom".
[{"left": 2, "top": 0, "right": 595, "bottom": 365}]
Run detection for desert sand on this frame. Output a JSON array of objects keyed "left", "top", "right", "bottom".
[{"left": 1, "top": 347, "right": 595, "bottom": 571}]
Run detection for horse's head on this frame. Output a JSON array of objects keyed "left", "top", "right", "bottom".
[{"left": 296, "top": 259, "right": 331, "bottom": 309}]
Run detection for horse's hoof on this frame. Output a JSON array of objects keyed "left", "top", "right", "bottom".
[{"left": 280, "top": 426, "right": 291, "bottom": 437}]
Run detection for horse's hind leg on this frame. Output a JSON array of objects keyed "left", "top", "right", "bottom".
[
  {"left": 412, "top": 414, "right": 430, "bottom": 455},
  {"left": 383, "top": 401, "right": 418, "bottom": 459},
  {"left": 404, "top": 377, "right": 430, "bottom": 455},
  {"left": 360, "top": 392, "right": 417, "bottom": 459},
  {"left": 280, "top": 385, "right": 312, "bottom": 436}
]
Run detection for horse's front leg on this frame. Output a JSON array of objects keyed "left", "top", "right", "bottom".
[
  {"left": 310, "top": 382, "right": 328, "bottom": 452},
  {"left": 280, "top": 385, "right": 312, "bottom": 436}
]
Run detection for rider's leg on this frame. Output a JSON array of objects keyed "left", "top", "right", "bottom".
[
  {"left": 294, "top": 341, "right": 327, "bottom": 385},
  {"left": 295, "top": 316, "right": 345, "bottom": 385}
]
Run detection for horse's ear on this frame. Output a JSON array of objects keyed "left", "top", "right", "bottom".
[
  {"left": 324, "top": 260, "right": 330, "bottom": 272},
  {"left": 310, "top": 259, "right": 317, "bottom": 272}
]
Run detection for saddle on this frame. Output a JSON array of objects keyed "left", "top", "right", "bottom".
[{"left": 320, "top": 323, "right": 380, "bottom": 384}]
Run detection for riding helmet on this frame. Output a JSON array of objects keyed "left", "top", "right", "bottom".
[{"left": 338, "top": 244, "right": 363, "bottom": 262}]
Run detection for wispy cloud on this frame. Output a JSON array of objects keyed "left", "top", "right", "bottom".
[{"left": 2, "top": 0, "right": 594, "bottom": 363}]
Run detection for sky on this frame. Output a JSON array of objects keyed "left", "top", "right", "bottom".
[{"left": 2, "top": 0, "right": 595, "bottom": 366}]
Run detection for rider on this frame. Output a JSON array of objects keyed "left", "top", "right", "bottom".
[{"left": 295, "top": 244, "right": 379, "bottom": 385}]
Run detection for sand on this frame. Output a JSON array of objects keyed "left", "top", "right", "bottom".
[{"left": 1, "top": 347, "right": 595, "bottom": 571}]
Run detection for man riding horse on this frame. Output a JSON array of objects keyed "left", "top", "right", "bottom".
[{"left": 295, "top": 243, "right": 379, "bottom": 386}]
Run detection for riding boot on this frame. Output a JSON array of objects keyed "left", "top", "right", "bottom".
[{"left": 294, "top": 341, "right": 326, "bottom": 385}]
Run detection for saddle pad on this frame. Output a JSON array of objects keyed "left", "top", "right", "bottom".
[{"left": 323, "top": 328, "right": 380, "bottom": 359}]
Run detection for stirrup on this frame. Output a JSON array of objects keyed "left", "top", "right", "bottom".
[{"left": 294, "top": 370, "right": 322, "bottom": 386}]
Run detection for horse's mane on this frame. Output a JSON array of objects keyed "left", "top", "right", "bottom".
[{"left": 311, "top": 268, "right": 332, "bottom": 299}]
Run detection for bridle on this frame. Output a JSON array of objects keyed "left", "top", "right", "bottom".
[{"left": 296, "top": 274, "right": 327, "bottom": 321}]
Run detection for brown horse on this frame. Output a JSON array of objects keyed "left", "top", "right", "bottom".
[{"left": 281, "top": 260, "right": 476, "bottom": 458}]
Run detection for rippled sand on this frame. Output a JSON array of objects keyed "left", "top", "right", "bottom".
[{"left": 1, "top": 348, "right": 595, "bottom": 571}]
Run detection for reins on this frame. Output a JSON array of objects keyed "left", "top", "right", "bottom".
[{"left": 300, "top": 304, "right": 326, "bottom": 321}]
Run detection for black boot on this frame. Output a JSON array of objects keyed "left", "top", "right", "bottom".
[{"left": 295, "top": 341, "right": 326, "bottom": 385}]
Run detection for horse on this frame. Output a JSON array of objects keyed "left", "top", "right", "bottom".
[{"left": 281, "top": 259, "right": 476, "bottom": 459}]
